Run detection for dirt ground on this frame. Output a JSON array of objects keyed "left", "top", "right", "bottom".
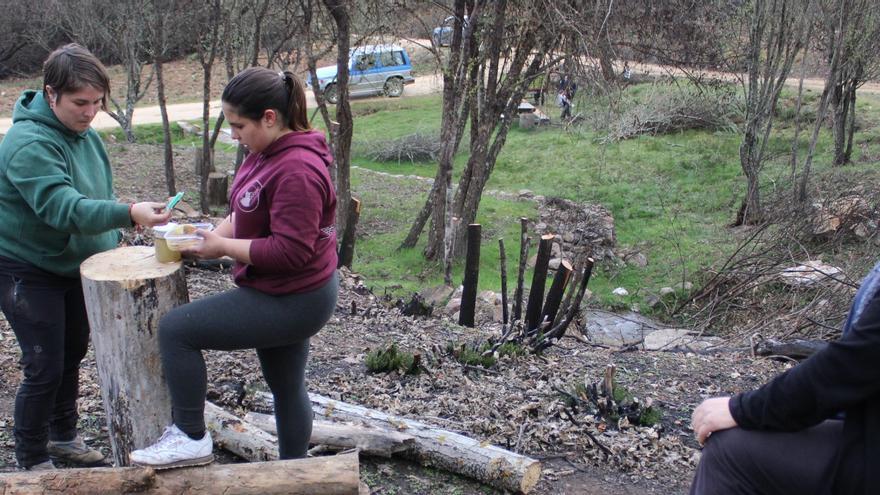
[{"left": 0, "top": 142, "right": 791, "bottom": 494}]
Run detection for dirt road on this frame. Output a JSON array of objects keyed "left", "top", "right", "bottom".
[{"left": 0, "top": 72, "right": 444, "bottom": 134}]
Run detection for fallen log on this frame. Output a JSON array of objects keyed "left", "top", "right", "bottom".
[
  {"left": 0, "top": 453, "right": 360, "bottom": 495},
  {"left": 753, "top": 338, "right": 827, "bottom": 360},
  {"left": 243, "top": 411, "right": 416, "bottom": 457},
  {"left": 255, "top": 392, "right": 542, "bottom": 494},
  {"left": 204, "top": 401, "right": 278, "bottom": 461}
]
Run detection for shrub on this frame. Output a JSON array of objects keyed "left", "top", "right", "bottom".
[
  {"left": 366, "top": 132, "right": 441, "bottom": 163},
  {"left": 364, "top": 344, "right": 420, "bottom": 374}
]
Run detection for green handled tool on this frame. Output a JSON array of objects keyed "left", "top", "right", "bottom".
[{"left": 166, "top": 191, "right": 185, "bottom": 212}]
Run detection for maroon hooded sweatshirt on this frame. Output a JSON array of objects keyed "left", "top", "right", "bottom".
[{"left": 229, "top": 130, "right": 337, "bottom": 295}]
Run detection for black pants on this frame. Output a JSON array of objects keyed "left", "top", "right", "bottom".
[
  {"left": 690, "top": 420, "right": 849, "bottom": 495},
  {"left": 0, "top": 259, "right": 89, "bottom": 468},
  {"left": 158, "top": 273, "right": 338, "bottom": 459}
]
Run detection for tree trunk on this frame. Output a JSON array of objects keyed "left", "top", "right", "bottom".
[
  {"left": 80, "top": 246, "right": 188, "bottom": 466},
  {"left": 206, "top": 172, "right": 229, "bottom": 209},
  {"left": 831, "top": 82, "right": 847, "bottom": 166},
  {"left": 0, "top": 454, "right": 361, "bottom": 495},
  {"left": 458, "top": 224, "right": 481, "bottom": 328},
  {"left": 337, "top": 197, "right": 361, "bottom": 269},
  {"left": 255, "top": 392, "right": 542, "bottom": 494},
  {"left": 154, "top": 56, "right": 176, "bottom": 197},
  {"left": 323, "top": 0, "right": 352, "bottom": 239}
]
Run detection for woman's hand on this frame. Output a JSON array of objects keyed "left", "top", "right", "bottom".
[
  {"left": 691, "top": 397, "right": 737, "bottom": 446},
  {"left": 181, "top": 229, "right": 226, "bottom": 260},
  {"left": 131, "top": 202, "right": 172, "bottom": 227}
]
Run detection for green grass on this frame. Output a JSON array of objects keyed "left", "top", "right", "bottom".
[{"left": 111, "top": 85, "right": 880, "bottom": 315}]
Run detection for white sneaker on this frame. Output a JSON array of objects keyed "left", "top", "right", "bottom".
[{"left": 129, "top": 424, "right": 213, "bottom": 469}]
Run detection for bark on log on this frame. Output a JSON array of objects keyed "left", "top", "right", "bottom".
[
  {"left": 753, "top": 338, "right": 827, "bottom": 360},
  {"left": 0, "top": 453, "right": 360, "bottom": 495},
  {"left": 458, "top": 223, "right": 481, "bottom": 328},
  {"left": 337, "top": 197, "right": 361, "bottom": 269},
  {"left": 80, "top": 246, "right": 188, "bottom": 466},
  {"left": 541, "top": 259, "right": 573, "bottom": 327},
  {"left": 255, "top": 392, "right": 541, "bottom": 493},
  {"left": 525, "top": 234, "right": 555, "bottom": 331},
  {"left": 204, "top": 402, "right": 279, "bottom": 461},
  {"left": 244, "top": 411, "right": 416, "bottom": 457},
  {"left": 206, "top": 171, "right": 228, "bottom": 208}
]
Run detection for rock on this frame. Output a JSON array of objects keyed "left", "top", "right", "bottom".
[
  {"left": 518, "top": 189, "right": 534, "bottom": 199},
  {"left": 534, "top": 222, "right": 548, "bottom": 232},
  {"left": 676, "top": 281, "right": 693, "bottom": 292},
  {"left": 644, "top": 294, "right": 661, "bottom": 308},
  {"left": 419, "top": 285, "right": 455, "bottom": 306},
  {"left": 779, "top": 260, "right": 844, "bottom": 287},
  {"left": 612, "top": 287, "right": 629, "bottom": 297},
  {"left": 659, "top": 287, "right": 676, "bottom": 297},
  {"left": 478, "top": 290, "right": 498, "bottom": 304},
  {"left": 445, "top": 297, "right": 462, "bottom": 316},
  {"left": 625, "top": 252, "right": 648, "bottom": 268},
  {"left": 643, "top": 329, "right": 721, "bottom": 352},
  {"left": 548, "top": 258, "right": 561, "bottom": 270},
  {"left": 583, "top": 310, "right": 659, "bottom": 347},
  {"left": 562, "top": 232, "right": 575, "bottom": 243},
  {"left": 551, "top": 242, "right": 562, "bottom": 258}
]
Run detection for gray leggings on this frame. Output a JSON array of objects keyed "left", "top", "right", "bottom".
[{"left": 158, "top": 273, "right": 338, "bottom": 459}]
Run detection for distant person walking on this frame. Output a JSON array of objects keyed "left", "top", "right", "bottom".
[{"left": 0, "top": 43, "right": 170, "bottom": 471}]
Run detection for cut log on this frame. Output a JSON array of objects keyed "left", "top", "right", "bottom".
[
  {"left": 499, "top": 238, "right": 509, "bottom": 325},
  {"left": 244, "top": 411, "right": 416, "bottom": 457},
  {"left": 458, "top": 223, "right": 481, "bottom": 328},
  {"left": 255, "top": 392, "right": 542, "bottom": 494},
  {"left": 753, "top": 338, "right": 827, "bottom": 360},
  {"left": 204, "top": 401, "right": 279, "bottom": 461},
  {"left": 512, "top": 217, "right": 529, "bottom": 321},
  {"left": 206, "top": 171, "right": 229, "bottom": 208},
  {"left": 525, "top": 234, "right": 555, "bottom": 331},
  {"left": 0, "top": 452, "right": 360, "bottom": 495},
  {"left": 80, "top": 246, "right": 187, "bottom": 466},
  {"left": 541, "top": 259, "right": 573, "bottom": 326}
]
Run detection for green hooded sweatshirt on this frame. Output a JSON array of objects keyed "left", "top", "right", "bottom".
[{"left": 0, "top": 90, "right": 131, "bottom": 278}]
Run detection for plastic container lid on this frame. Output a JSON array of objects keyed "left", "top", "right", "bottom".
[{"left": 164, "top": 223, "right": 215, "bottom": 251}]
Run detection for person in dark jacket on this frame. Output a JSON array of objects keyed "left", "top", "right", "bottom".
[
  {"left": 130, "top": 67, "right": 339, "bottom": 469},
  {"left": 0, "top": 44, "right": 170, "bottom": 471},
  {"left": 690, "top": 260, "right": 880, "bottom": 494}
]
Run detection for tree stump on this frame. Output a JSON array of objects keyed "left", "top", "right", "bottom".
[
  {"left": 80, "top": 246, "right": 189, "bottom": 466},
  {"left": 206, "top": 171, "right": 229, "bottom": 208}
]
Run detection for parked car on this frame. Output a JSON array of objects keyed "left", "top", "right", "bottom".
[
  {"left": 307, "top": 44, "right": 415, "bottom": 104},
  {"left": 432, "top": 15, "right": 468, "bottom": 47}
]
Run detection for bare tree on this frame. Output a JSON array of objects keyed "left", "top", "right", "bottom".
[
  {"left": 194, "top": 0, "right": 225, "bottom": 213},
  {"left": 735, "top": 0, "right": 810, "bottom": 225}
]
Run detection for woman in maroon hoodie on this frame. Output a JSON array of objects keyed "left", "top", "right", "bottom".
[{"left": 130, "top": 67, "right": 338, "bottom": 468}]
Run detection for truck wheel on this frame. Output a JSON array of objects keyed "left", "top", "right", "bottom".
[
  {"left": 384, "top": 78, "right": 404, "bottom": 98},
  {"left": 323, "top": 84, "right": 338, "bottom": 104}
]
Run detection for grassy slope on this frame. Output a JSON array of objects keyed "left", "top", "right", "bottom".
[{"left": 99, "top": 86, "right": 880, "bottom": 314}]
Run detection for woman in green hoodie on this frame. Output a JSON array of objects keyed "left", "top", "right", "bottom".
[{"left": 0, "top": 44, "right": 171, "bottom": 471}]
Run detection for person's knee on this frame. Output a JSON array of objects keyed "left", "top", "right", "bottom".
[
  {"left": 158, "top": 308, "right": 192, "bottom": 353},
  {"left": 20, "top": 350, "right": 64, "bottom": 388}
]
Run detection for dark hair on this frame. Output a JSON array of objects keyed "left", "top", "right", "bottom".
[
  {"left": 222, "top": 67, "right": 310, "bottom": 132},
  {"left": 42, "top": 43, "right": 110, "bottom": 108}
]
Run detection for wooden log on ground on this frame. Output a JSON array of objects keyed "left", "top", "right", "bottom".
[
  {"left": 80, "top": 246, "right": 187, "bottom": 466},
  {"left": 337, "top": 197, "right": 361, "bottom": 269},
  {"left": 244, "top": 411, "right": 416, "bottom": 457},
  {"left": 512, "top": 217, "right": 529, "bottom": 321},
  {"left": 255, "top": 392, "right": 542, "bottom": 494},
  {"left": 498, "top": 239, "right": 509, "bottom": 325},
  {"left": 0, "top": 452, "right": 360, "bottom": 495},
  {"left": 534, "top": 258, "right": 594, "bottom": 352},
  {"left": 458, "top": 224, "right": 481, "bottom": 327},
  {"left": 206, "top": 171, "right": 229, "bottom": 208},
  {"left": 204, "top": 401, "right": 279, "bottom": 461},
  {"left": 525, "top": 234, "right": 555, "bottom": 331},
  {"left": 540, "top": 259, "right": 573, "bottom": 327},
  {"left": 753, "top": 338, "right": 827, "bottom": 360}
]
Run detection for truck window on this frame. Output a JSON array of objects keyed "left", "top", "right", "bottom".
[
  {"left": 355, "top": 54, "right": 377, "bottom": 71},
  {"left": 379, "top": 50, "right": 405, "bottom": 67}
]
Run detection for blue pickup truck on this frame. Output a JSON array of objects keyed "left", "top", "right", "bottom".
[{"left": 308, "top": 44, "right": 415, "bottom": 104}]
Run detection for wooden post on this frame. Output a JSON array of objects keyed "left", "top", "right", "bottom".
[
  {"left": 498, "top": 239, "right": 509, "bottom": 325},
  {"left": 512, "top": 218, "right": 529, "bottom": 321},
  {"left": 458, "top": 224, "right": 481, "bottom": 327},
  {"left": 525, "top": 234, "right": 555, "bottom": 331},
  {"left": 541, "top": 259, "right": 573, "bottom": 327},
  {"left": 206, "top": 171, "right": 228, "bottom": 208},
  {"left": 80, "top": 246, "right": 188, "bottom": 467},
  {"left": 337, "top": 197, "right": 361, "bottom": 269}
]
